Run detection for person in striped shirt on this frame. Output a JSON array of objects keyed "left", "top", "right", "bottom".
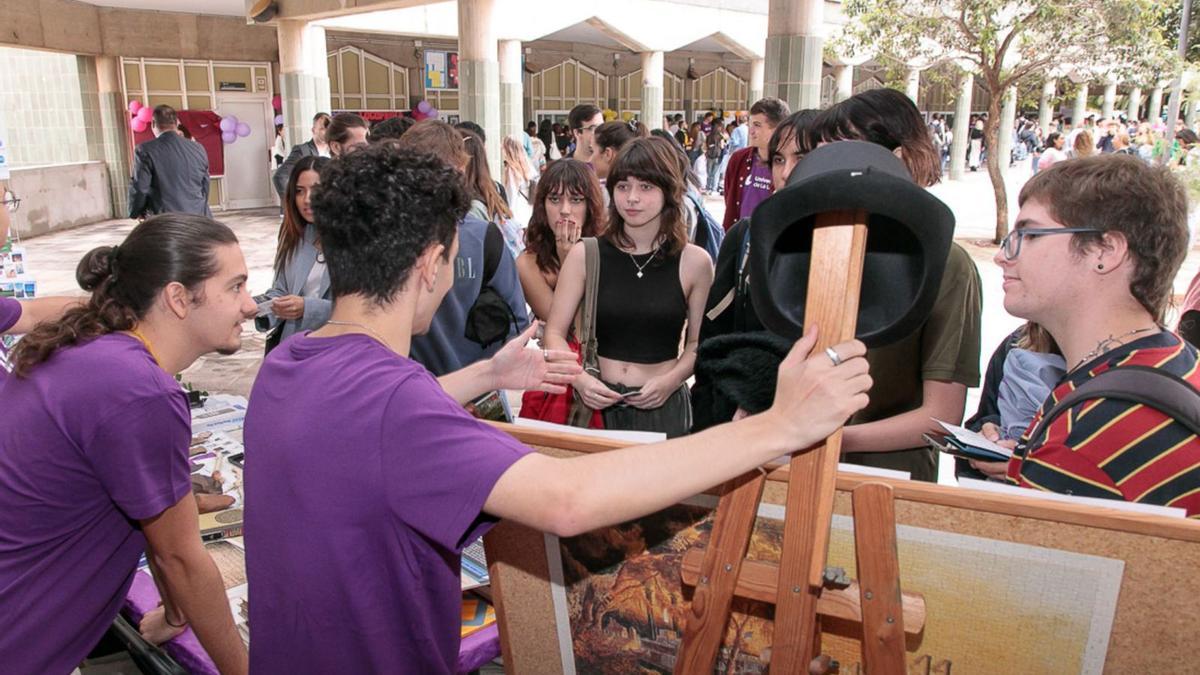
[{"left": 971, "top": 155, "right": 1200, "bottom": 517}]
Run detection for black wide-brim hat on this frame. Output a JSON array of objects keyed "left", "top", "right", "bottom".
[{"left": 749, "top": 140, "right": 955, "bottom": 348}]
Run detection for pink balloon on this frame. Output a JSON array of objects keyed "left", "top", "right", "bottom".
[
  {"left": 131, "top": 118, "right": 148, "bottom": 133},
  {"left": 219, "top": 116, "right": 237, "bottom": 132},
  {"left": 271, "top": 95, "right": 282, "bottom": 110},
  {"left": 128, "top": 100, "right": 143, "bottom": 114},
  {"left": 235, "top": 122, "right": 251, "bottom": 138},
  {"left": 221, "top": 130, "right": 237, "bottom": 144},
  {"left": 136, "top": 107, "right": 153, "bottom": 123}
]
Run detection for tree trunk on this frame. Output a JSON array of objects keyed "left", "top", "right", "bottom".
[{"left": 984, "top": 93, "right": 1008, "bottom": 244}]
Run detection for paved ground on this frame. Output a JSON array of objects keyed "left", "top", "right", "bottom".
[{"left": 16, "top": 163, "right": 1200, "bottom": 440}]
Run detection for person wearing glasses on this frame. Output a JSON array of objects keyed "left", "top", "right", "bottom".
[
  {"left": 567, "top": 104, "right": 604, "bottom": 164},
  {"left": 971, "top": 155, "right": 1200, "bottom": 516}
]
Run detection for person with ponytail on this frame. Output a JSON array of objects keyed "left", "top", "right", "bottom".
[
  {"left": 0, "top": 214, "right": 254, "bottom": 674},
  {"left": 258, "top": 155, "right": 333, "bottom": 350}
]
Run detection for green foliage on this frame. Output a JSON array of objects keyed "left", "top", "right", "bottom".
[{"left": 1160, "top": 1, "right": 1200, "bottom": 63}]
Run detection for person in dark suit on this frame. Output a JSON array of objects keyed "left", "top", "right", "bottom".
[
  {"left": 127, "top": 105, "right": 212, "bottom": 219},
  {"left": 272, "top": 112, "right": 330, "bottom": 198}
]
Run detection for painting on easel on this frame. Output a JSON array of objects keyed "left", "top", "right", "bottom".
[{"left": 547, "top": 495, "right": 1124, "bottom": 675}]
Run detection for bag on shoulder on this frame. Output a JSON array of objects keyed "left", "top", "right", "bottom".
[
  {"left": 465, "top": 223, "right": 519, "bottom": 349},
  {"left": 568, "top": 237, "right": 603, "bottom": 428},
  {"left": 685, "top": 191, "right": 725, "bottom": 262},
  {"left": 1026, "top": 365, "right": 1200, "bottom": 446}
]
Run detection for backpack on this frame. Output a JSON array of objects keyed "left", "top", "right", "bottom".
[
  {"left": 685, "top": 191, "right": 725, "bottom": 261},
  {"left": 1025, "top": 365, "right": 1200, "bottom": 447},
  {"left": 464, "top": 223, "right": 519, "bottom": 349},
  {"left": 705, "top": 132, "right": 723, "bottom": 160}
]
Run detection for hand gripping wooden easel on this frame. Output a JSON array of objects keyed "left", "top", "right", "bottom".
[{"left": 674, "top": 211, "right": 924, "bottom": 674}]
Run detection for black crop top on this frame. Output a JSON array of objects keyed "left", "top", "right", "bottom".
[{"left": 595, "top": 238, "right": 688, "bottom": 363}]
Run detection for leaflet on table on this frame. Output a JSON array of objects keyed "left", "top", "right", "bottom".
[
  {"left": 933, "top": 419, "right": 1013, "bottom": 459},
  {"left": 191, "top": 394, "right": 249, "bottom": 433}
]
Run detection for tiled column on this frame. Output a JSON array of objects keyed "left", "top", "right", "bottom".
[
  {"left": 498, "top": 39, "right": 523, "bottom": 141},
  {"left": 833, "top": 64, "right": 853, "bottom": 103},
  {"left": 1038, "top": 79, "right": 1056, "bottom": 136},
  {"left": 1101, "top": 80, "right": 1117, "bottom": 120},
  {"left": 641, "top": 51, "right": 664, "bottom": 130},
  {"left": 949, "top": 71, "right": 973, "bottom": 181},
  {"left": 1127, "top": 87, "right": 1142, "bottom": 121},
  {"left": 998, "top": 87, "right": 1017, "bottom": 176},
  {"left": 458, "top": 0, "right": 501, "bottom": 176},
  {"left": 1073, "top": 83, "right": 1089, "bottom": 125},
  {"left": 91, "top": 56, "right": 130, "bottom": 218},
  {"left": 1149, "top": 84, "right": 1164, "bottom": 122},
  {"left": 748, "top": 57, "right": 764, "bottom": 107},
  {"left": 764, "top": 0, "right": 824, "bottom": 109},
  {"left": 278, "top": 21, "right": 329, "bottom": 150}
]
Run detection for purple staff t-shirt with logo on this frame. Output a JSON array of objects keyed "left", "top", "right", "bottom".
[
  {"left": 737, "top": 154, "right": 775, "bottom": 220},
  {"left": 0, "top": 333, "right": 191, "bottom": 673},
  {"left": 0, "top": 298, "right": 21, "bottom": 333},
  {"left": 244, "top": 334, "right": 531, "bottom": 673}
]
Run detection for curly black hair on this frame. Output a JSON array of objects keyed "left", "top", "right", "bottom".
[
  {"left": 311, "top": 144, "right": 470, "bottom": 305},
  {"left": 370, "top": 115, "right": 415, "bottom": 143}
]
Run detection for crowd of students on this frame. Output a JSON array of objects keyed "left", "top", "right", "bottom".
[{"left": 3, "top": 88, "right": 1200, "bottom": 672}]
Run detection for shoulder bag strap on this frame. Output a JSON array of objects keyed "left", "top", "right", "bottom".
[{"left": 1026, "top": 365, "right": 1200, "bottom": 446}]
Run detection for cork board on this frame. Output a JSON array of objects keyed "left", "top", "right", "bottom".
[{"left": 483, "top": 424, "right": 1200, "bottom": 674}]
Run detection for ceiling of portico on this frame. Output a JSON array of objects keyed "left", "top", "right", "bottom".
[{"left": 76, "top": 0, "right": 246, "bottom": 15}]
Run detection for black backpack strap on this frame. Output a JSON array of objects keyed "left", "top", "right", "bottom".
[
  {"left": 482, "top": 222, "right": 504, "bottom": 286},
  {"left": 1026, "top": 365, "right": 1200, "bottom": 446}
]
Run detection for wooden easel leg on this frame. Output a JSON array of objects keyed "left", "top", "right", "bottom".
[
  {"left": 852, "top": 483, "right": 906, "bottom": 674},
  {"left": 674, "top": 471, "right": 767, "bottom": 673}
]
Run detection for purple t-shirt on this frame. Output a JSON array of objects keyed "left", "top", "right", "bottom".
[
  {"left": 244, "top": 333, "right": 531, "bottom": 673},
  {"left": 737, "top": 153, "right": 774, "bottom": 220},
  {"left": 0, "top": 297, "right": 20, "bottom": 333},
  {"left": 0, "top": 333, "right": 191, "bottom": 673}
]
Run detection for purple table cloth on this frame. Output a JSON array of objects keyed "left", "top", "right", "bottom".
[{"left": 123, "top": 571, "right": 501, "bottom": 673}]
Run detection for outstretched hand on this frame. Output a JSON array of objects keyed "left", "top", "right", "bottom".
[
  {"left": 765, "top": 325, "right": 872, "bottom": 451},
  {"left": 489, "top": 322, "right": 583, "bottom": 394}
]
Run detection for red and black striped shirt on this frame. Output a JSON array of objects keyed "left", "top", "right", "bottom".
[{"left": 1006, "top": 332, "right": 1200, "bottom": 517}]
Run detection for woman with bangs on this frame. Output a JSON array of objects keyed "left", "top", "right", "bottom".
[{"left": 545, "top": 137, "right": 714, "bottom": 437}]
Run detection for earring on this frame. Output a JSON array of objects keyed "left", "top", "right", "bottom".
[{"left": 1097, "top": 264, "right": 1105, "bottom": 270}]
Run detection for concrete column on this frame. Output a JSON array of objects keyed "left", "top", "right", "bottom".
[
  {"left": 1072, "top": 83, "right": 1089, "bottom": 125},
  {"left": 1188, "top": 89, "right": 1200, "bottom": 128},
  {"left": 1038, "top": 79, "right": 1056, "bottom": 136},
  {"left": 748, "top": 57, "right": 765, "bottom": 107},
  {"left": 641, "top": 51, "right": 664, "bottom": 131},
  {"left": 764, "top": 0, "right": 824, "bottom": 109},
  {"left": 1102, "top": 81, "right": 1117, "bottom": 120},
  {"left": 1127, "top": 87, "right": 1142, "bottom": 121},
  {"left": 498, "top": 39, "right": 523, "bottom": 142},
  {"left": 457, "top": 0, "right": 501, "bottom": 175},
  {"left": 905, "top": 67, "right": 921, "bottom": 105},
  {"left": 91, "top": 56, "right": 130, "bottom": 218},
  {"left": 1149, "top": 85, "right": 1164, "bottom": 122},
  {"left": 998, "top": 87, "right": 1017, "bottom": 177},
  {"left": 949, "top": 71, "right": 973, "bottom": 181},
  {"left": 833, "top": 64, "right": 854, "bottom": 103},
  {"left": 278, "top": 20, "right": 330, "bottom": 150}
]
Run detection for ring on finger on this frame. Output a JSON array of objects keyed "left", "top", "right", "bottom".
[
  {"left": 542, "top": 349, "right": 550, "bottom": 361},
  {"left": 824, "top": 347, "right": 842, "bottom": 367}
]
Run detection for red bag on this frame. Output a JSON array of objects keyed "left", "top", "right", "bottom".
[{"left": 518, "top": 337, "right": 603, "bottom": 428}]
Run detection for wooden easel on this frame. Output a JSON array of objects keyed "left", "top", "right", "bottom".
[{"left": 675, "top": 211, "right": 911, "bottom": 674}]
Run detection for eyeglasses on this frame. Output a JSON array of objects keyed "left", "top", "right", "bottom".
[
  {"left": 2, "top": 193, "right": 19, "bottom": 214},
  {"left": 999, "top": 227, "right": 1102, "bottom": 260}
]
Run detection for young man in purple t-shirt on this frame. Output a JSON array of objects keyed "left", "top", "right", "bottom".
[
  {"left": 0, "top": 214, "right": 254, "bottom": 674},
  {"left": 244, "top": 144, "right": 872, "bottom": 673},
  {"left": 721, "top": 98, "right": 791, "bottom": 232}
]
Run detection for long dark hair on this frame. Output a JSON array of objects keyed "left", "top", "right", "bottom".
[
  {"left": 275, "top": 155, "right": 330, "bottom": 274},
  {"left": 537, "top": 120, "right": 554, "bottom": 159},
  {"left": 524, "top": 159, "right": 606, "bottom": 274},
  {"left": 807, "top": 88, "right": 942, "bottom": 187},
  {"left": 460, "top": 130, "right": 512, "bottom": 221},
  {"left": 605, "top": 137, "right": 689, "bottom": 256},
  {"left": 10, "top": 214, "right": 238, "bottom": 377}
]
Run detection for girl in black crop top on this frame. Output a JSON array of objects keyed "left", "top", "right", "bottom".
[{"left": 544, "top": 137, "right": 714, "bottom": 438}]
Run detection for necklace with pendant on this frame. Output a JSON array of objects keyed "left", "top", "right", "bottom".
[
  {"left": 628, "top": 247, "right": 659, "bottom": 279},
  {"left": 325, "top": 320, "right": 395, "bottom": 352},
  {"left": 1071, "top": 326, "right": 1159, "bottom": 372}
]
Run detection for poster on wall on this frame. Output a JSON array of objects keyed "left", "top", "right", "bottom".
[
  {"left": 0, "top": 110, "right": 10, "bottom": 181},
  {"left": 424, "top": 50, "right": 459, "bottom": 90}
]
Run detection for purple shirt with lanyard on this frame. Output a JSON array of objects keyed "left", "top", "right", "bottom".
[
  {"left": 244, "top": 333, "right": 530, "bottom": 673},
  {"left": 0, "top": 333, "right": 191, "bottom": 673},
  {"left": 737, "top": 153, "right": 774, "bottom": 220}
]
